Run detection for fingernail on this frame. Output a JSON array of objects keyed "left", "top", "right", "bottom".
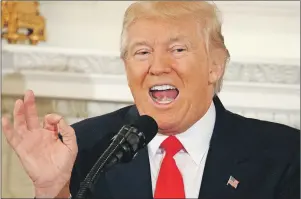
[
  {"left": 25, "top": 89, "right": 33, "bottom": 94},
  {"left": 25, "top": 90, "right": 34, "bottom": 97},
  {"left": 15, "top": 99, "right": 23, "bottom": 108}
]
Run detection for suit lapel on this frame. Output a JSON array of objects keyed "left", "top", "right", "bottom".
[
  {"left": 198, "top": 95, "right": 253, "bottom": 199},
  {"left": 105, "top": 106, "right": 154, "bottom": 199}
]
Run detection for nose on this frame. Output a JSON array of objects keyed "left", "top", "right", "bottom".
[{"left": 149, "top": 53, "right": 172, "bottom": 76}]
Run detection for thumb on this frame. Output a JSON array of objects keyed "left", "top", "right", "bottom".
[
  {"left": 57, "top": 118, "right": 77, "bottom": 152},
  {"left": 43, "top": 113, "right": 62, "bottom": 132}
]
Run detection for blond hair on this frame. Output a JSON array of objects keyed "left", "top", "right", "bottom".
[{"left": 120, "top": 1, "right": 230, "bottom": 93}]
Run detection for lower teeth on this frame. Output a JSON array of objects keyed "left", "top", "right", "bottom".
[{"left": 154, "top": 96, "right": 174, "bottom": 104}]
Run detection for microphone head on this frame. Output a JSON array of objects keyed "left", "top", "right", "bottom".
[{"left": 132, "top": 115, "right": 158, "bottom": 144}]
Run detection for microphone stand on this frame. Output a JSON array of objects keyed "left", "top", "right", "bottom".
[{"left": 73, "top": 125, "right": 138, "bottom": 199}]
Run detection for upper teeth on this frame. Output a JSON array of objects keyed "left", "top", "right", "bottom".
[{"left": 150, "top": 84, "right": 176, "bottom": 91}]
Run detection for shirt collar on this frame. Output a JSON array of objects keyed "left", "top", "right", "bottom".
[{"left": 148, "top": 101, "right": 216, "bottom": 164}]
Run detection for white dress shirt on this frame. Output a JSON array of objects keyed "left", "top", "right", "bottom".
[{"left": 147, "top": 102, "right": 216, "bottom": 198}]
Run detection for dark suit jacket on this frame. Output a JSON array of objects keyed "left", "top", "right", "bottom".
[{"left": 69, "top": 96, "right": 300, "bottom": 199}]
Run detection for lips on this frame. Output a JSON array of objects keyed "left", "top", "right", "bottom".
[{"left": 149, "top": 84, "right": 179, "bottom": 104}]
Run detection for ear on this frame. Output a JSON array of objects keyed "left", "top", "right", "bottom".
[
  {"left": 208, "top": 63, "right": 223, "bottom": 85},
  {"left": 208, "top": 50, "right": 225, "bottom": 85}
]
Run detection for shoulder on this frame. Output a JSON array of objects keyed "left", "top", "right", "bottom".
[
  {"left": 227, "top": 110, "right": 300, "bottom": 156},
  {"left": 70, "top": 105, "right": 134, "bottom": 151},
  {"left": 223, "top": 111, "right": 300, "bottom": 196}
]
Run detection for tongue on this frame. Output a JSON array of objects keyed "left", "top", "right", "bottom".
[{"left": 151, "top": 89, "right": 178, "bottom": 100}]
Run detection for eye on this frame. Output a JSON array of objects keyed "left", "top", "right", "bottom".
[
  {"left": 170, "top": 46, "right": 187, "bottom": 57},
  {"left": 174, "top": 48, "right": 186, "bottom": 53},
  {"left": 136, "top": 51, "right": 150, "bottom": 55},
  {"left": 134, "top": 49, "right": 151, "bottom": 60}
]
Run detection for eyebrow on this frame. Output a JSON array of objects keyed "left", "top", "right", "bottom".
[
  {"left": 168, "top": 35, "right": 190, "bottom": 44},
  {"left": 128, "top": 41, "right": 151, "bottom": 52},
  {"left": 127, "top": 35, "right": 192, "bottom": 52}
]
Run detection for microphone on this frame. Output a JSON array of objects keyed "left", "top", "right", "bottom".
[{"left": 74, "top": 115, "right": 158, "bottom": 199}]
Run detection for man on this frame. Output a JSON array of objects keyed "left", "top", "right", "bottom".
[{"left": 2, "top": 1, "right": 300, "bottom": 199}]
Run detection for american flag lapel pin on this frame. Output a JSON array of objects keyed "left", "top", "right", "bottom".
[{"left": 227, "top": 176, "right": 239, "bottom": 189}]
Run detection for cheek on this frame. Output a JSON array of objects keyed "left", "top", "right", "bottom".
[
  {"left": 175, "top": 57, "right": 209, "bottom": 88},
  {"left": 125, "top": 60, "right": 149, "bottom": 90}
]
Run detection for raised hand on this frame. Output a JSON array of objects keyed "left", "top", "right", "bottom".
[{"left": 2, "top": 90, "right": 78, "bottom": 198}]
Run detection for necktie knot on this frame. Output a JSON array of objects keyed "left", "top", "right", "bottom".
[{"left": 160, "top": 136, "right": 183, "bottom": 157}]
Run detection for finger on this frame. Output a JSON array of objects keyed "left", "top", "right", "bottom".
[
  {"left": 13, "top": 99, "right": 28, "bottom": 132},
  {"left": 2, "top": 116, "right": 20, "bottom": 147},
  {"left": 23, "top": 90, "right": 40, "bottom": 130},
  {"left": 43, "top": 113, "right": 62, "bottom": 132},
  {"left": 57, "top": 118, "right": 77, "bottom": 148}
]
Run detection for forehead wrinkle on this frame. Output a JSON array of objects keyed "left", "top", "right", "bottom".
[
  {"left": 126, "top": 16, "right": 202, "bottom": 48},
  {"left": 127, "top": 26, "right": 201, "bottom": 54},
  {"left": 167, "top": 34, "right": 193, "bottom": 46},
  {"left": 130, "top": 35, "right": 192, "bottom": 48}
]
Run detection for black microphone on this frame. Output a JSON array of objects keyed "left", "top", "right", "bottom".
[{"left": 74, "top": 115, "right": 158, "bottom": 199}]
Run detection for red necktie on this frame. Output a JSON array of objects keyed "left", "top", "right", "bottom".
[{"left": 154, "top": 136, "right": 185, "bottom": 199}]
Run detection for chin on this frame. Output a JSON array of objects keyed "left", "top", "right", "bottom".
[
  {"left": 137, "top": 107, "right": 179, "bottom": 134},
  {"left": 154, "top": 116, "right": 183, "bottom": 135},
  {"left": 135, "top": 95, "right": 187, "bottom": 134}
]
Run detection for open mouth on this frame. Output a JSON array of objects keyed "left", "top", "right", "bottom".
[{"left": 149, "top": 84, "right": 179, "bottom": 105}]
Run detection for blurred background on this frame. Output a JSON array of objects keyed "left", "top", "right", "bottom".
[{"left": 1, "top": 1, "right": 300, "bottom": 198}]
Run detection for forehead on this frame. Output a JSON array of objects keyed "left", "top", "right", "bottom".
[{"left": 126, "top": 16, "right": 202, "bottom": 45}]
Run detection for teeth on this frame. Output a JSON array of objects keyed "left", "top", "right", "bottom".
[
  {"left": 150, "top": 84, "right": 176, "bottom": 91},
  {"left": 153, "top": 96, "right": 174, "bottom": 104}
]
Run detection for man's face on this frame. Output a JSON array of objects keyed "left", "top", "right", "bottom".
[{"left": 123, "top": 16, "right": 220, "bottom": 135}]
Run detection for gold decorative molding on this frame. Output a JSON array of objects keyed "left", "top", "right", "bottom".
[{"left": 1, "top": 1, "right": 46, "bottom": 45}]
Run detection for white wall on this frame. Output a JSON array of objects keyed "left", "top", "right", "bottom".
[
  {"left": 32, "top": 1, "right": 300, "bottom": 63},
  {"left": 37, "top": 1, "right": 133, "bottom": 54}
]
